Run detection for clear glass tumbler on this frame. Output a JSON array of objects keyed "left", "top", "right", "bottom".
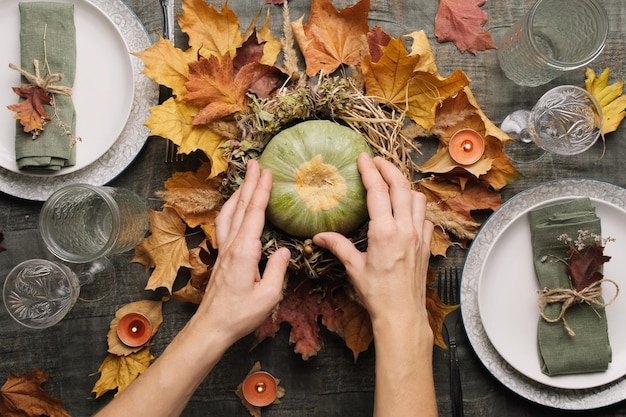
[
  {"left": 497, "top": 0, "right": 608, "bottom": 87},
  {"left": 39, "top": 184, "right": 149, "bottom": 263}
]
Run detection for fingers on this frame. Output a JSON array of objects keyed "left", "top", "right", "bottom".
[
  {"left": 260, "top": 247, "right": 290, "bottom": 295},
  {"left": 313, "top": 232, "right": 362, "bottom": 269},
  {"left": 215, "top": 160, "right": 271, "bottom": 247}
]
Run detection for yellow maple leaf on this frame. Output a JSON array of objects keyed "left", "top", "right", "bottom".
[
  {"left": 291, "top": 0, "right": 370, "bottom": 76},
  {"left": 92, "top": 347, "right": 154, "bottom": 398},
  {"left": 585, "top": 67, "right": 626, "bottom": 135},
  {"left": 107, "top": 300, "right": 164, "bottom": 356},
  {"left": 178, "top": 0, "right": 242, "bottom": 59},
  {"left": 132, "top": 37, "right": 197, "bottom": 99},
  {"left": 132, "top": 207, "right": 192, "bottom": 293},
  {"left": 362, "top": 36, "right": 470, "bottom": 130},
  {"left": 244, "top": 10, "right": 281, "bottom": 66},
  {"left": 145, "top": 98, "right": 229, "bottom": 177}
]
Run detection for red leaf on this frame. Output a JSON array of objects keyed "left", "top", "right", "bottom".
[
  {"left": 253, "top": 275, "right": 342, "bottom": 360},
  {"left": 434, "top": 0, "right": 496, "bottom": 54},
  {"left": 566, "top": 244, "right": 611, "bottom": 292}
]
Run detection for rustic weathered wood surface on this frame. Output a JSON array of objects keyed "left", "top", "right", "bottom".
[{"left": 1, "top": 0, "right": 625, "bottom": 416}]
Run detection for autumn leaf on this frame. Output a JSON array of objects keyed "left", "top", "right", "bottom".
[
  {"left": 107, "top": 300, "right": 164, "bottom": 356},
  {"left": 145, "top": 98, "right": 230, "bottom": 177},
  {"left": 241, "top": 10, "right": 282, "bottom": 67},
  {"left": 291, "top": 0, "right": 370, "bottom": 76},
  {"left": 172, "top": 245, "right": 215, "bottom": 304},
  {"left": 133, "top": 37, "right": 197, "bottom": 100},
  {"left": 178, "top": 0, "right": 242, "bottom": 59},
  {"left": 7, "top": 86, "right": 52, "bottom": 133},
  {"left": 0, "top": 369, "right": 70, "bottom": 417},
  {"left": 434, "top": 0, "right": 496, "bottom": 54},
  {"left": 132, "top": 207, "right": 192, "bottom": 293},
  {"left": 253, "top": 275, "right": 343, "bottom": 360},
  {"left": 420, "top": 88, "right": 520, "bottom": 190},
  {"left": 157, "top": 162, "right": 224, "bottom": 246},
  {"left": 235, "top": 362, "right": 286, "bottom": 417},
  {"left": 566, "top": 244, "right": 611, "bottom": 292},
  {"left": 92, "top": 347, "right": 154, "bottom": 398},
  {"left": 333, "top": 289, "right": 373, "bottom": 361},
  {"left": 362, "top": 34, "right": 470, "bottom": 130},
  {"left": 585, "top": 67, "right": 626, "bottom": 135}
]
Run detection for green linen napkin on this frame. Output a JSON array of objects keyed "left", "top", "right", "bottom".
[
  {"left": 528, "top": 198, "right": 612, "bottom": 376},
  {"left": 15, "top": 2, "right": 76, "bottom": 170}
]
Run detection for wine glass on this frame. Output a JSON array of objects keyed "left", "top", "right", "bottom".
[
  {"left": 501, "top": 85, "right": 603, "bottom": 163},
  {"left": 2, "top": 258, "right": 113, "bottom": 329}
]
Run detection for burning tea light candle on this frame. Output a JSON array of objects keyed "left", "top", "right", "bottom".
[
  {"left": 448, "top": 128, "right": 485, "bottom": 165},
  {"left": 117, "top": 312, "right": 152, "bottom": 347},
  {"left": 242, "top": 371, "right": 278, "bottom": 407}
]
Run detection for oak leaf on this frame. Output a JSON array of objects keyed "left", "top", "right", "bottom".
[
  {"left": 291, "top": 0, "right": 370, "bottom": 76},
  {"left": 567, "top": 244, "right": 611, "bottom": 292},
  {"left": 145, "top": 98, "right": 229, "bottom": 177},
  {"left": 585, "top": 67, "right": 626, "bottom": 135},
  {"left": 362, "top": 34, "right": 470, "bottom": 130},
  {"left": 434, "top": 0, "right": 496, "bottom": 54},
  {"left": 0, "top": 369, "right": 70, "bottom": 417},
  {"left": 157, "top": 162, "right": 224, "bottom": 246},
  {"left": 178, "top": 0, "right": 242, "bottom": 59},
  {"left": 253, "top": 275, "right": 343, "bottom": 360},
  {"left": 7, "top": 86, "right": 51, "bottom": 133},
  {"left": 107, "top": 300, "right": 164, "bottom": 356},
  {"left": 132, "top": 207, "right": 192, "bottom": 293},
  {"left": 333, "top": 289, "right": 373, "bottom": 361},
  {"left": 92, "top": 347, "right": 154, "bottom": 398}
]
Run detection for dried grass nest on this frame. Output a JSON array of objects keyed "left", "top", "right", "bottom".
[{"left": 222, "top": 74, "right": 422, "bottom": 279}]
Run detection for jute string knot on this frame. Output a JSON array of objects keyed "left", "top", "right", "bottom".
[
  {"left": 9, "top": 60, "right": 72, "bottom": 97},
  {"left": 537, "top": 279, "right": 619, "bottom": 336}
]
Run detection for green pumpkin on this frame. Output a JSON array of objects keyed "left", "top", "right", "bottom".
[{"left": 258, "top": 120, "right": 373, "bottom": 238}]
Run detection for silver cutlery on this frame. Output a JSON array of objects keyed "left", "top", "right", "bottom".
[
  {"left": 438, "top": 267, "right": 464, "bottom": 417},
  {"left": 159, "top": 0, "right": 182, "bottom": 163}
]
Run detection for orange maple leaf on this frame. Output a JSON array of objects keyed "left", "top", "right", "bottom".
[
  {"left": 291, "top": 0, "right": 370, "bottom": 76},
  {"left": 7, "top": 86, "right": 52, "bottom": 133},
  {"left": 434, "top": 0, "right": 496, "bottom": 54},
  {"left": 0, "top": 369, "right": 70, "bottom": 417},
  {"left": 362, "top": 34, "right": 470, "bottom": 130},
  {"left": 132, "top": 207, "right": 192, "bottom": 293}
]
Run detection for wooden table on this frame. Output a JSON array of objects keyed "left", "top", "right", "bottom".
[{"left": 1, "top": 0, "right": 625, "bottom": 416}]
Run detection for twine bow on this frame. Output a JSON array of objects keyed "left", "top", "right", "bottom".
[
  {"left": 537, "top": 279, "right": 619, "bottom": 336},
  {"left": 9, "top": 59, "right": 72, "bottom": 96}
]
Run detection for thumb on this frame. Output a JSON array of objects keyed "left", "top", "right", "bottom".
[
  {"left": 260, "top": 247, "right": 290, "bottom": 297},
  {"left": 313, "top": 232, "right": 360, "bottom": 268}
]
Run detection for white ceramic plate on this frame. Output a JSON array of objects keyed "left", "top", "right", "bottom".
[
  {"left": 0, "top": 0, "right": 158, "bottom": 200},
  {"left": 463, "top": 179, "right": 626, "bottom": 409}
]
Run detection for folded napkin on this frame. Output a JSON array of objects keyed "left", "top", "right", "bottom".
[
  {"left": 529, "top": 198, "right": 612, "bottom": 376},
  {"left": 14, "top": 2, "right": 76, "bottom": 170}
]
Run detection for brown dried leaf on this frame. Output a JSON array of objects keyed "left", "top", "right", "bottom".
[
  {"left": 7, "top": 86, "right": 51, "bottom": 133},
  {"left": 0, "top": 369, "right": 70, "bottom": 417},
  {"left": 434, "top": 0, "right": 496, "bottom": 54},
  {"left": 91, "top": 347, "right": 154, "bottom": 398}
]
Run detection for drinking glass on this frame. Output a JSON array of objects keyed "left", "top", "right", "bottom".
[
  {"left": 501, "top": 85, "right": 603, "bottom": 162},
  {"left": 2, "top": 258, "right": 113, "bottom": 329},
  {"left": 39, "top": 184, "right": 149, "bottom": 263},
  {"left": 497, "top": 0, "right": 608, "bottom": 87}
]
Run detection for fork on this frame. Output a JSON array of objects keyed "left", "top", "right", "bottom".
[
  {"left": 159, "top": 0, "right": 182, "bottom": 163},
  {"left": 438, "top": 267, "right": 464, "bottom": 417}
]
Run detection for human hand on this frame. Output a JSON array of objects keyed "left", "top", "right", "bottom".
[
  {"left": 313, "top": 153, "right": 433, "bottom": 326},
  {"left": 196, "top": 159, "right": 290, "bottom": 345}
]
